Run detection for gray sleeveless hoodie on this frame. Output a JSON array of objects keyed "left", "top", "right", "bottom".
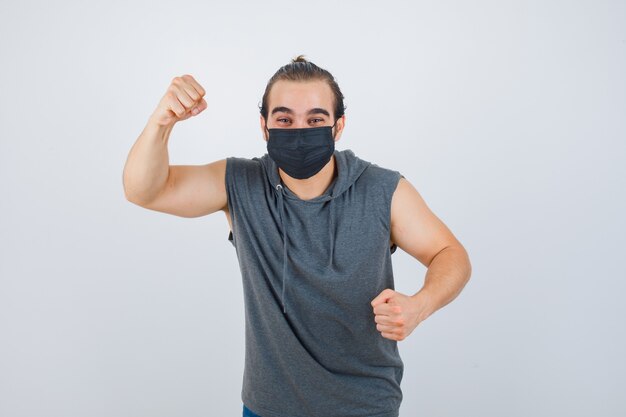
[{"left": 225, "top": 149, "right": 405, "bottom": 417}]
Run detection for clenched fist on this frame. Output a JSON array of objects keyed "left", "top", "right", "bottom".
[
  {"left": 149, "top": 74, "right": 208, "bottom": 127},
  {"left": 371, "top": 288, "right": 432, "bottom": 341}
]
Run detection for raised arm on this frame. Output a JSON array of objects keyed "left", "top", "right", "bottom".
[{"left": 122, "top": 74, "right": 228, "bottom": 218}]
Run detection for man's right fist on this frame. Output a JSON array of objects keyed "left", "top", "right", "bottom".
[{"left": 149, "top": 74, "right": 207, "bottom": 127}]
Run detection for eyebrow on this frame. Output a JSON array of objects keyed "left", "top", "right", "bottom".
[{"left": 270, "top": 106, "right": 330, "bottom": 117}]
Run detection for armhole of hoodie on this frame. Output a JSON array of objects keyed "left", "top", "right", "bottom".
[
  {"left": 389, "top": 172, "right": 405, "bottom": 255},
  {"left": 225, "top": 157, "right": 236, "bottom": 247},
  {"left": 225, "top": 156, "right": 265, "bottom": 247}
]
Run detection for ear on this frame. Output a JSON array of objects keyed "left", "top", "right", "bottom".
[
  {"left": 333, "top": 115, "right": 346, "bottom": 142},
  {"left": 260, "top": 115, "right": 268, "bottom": 142}
]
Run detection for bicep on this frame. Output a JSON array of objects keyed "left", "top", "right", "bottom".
[
  {"left": 390, "top": 177, "right": 460, "bottom": 267},
  {"left": 142, "top": 159, "right": 227, "bottom": 218}
]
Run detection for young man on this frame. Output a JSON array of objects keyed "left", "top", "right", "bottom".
[{"left": 123, "top": 56, "right": 472, "bottom": 417}]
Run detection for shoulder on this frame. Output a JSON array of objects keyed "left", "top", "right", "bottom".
[
  {"left": 357, "top": 157, "right": 404, "bottom": 192},
  {"left": 344, "top": 152, "right": 404, "bottom": 213},
  {"left": 363, "top": 162, "right": 403, "bottom": 180},
  {"left": 224, "top": 155, "right": 272, "bottom": 203},
  {"left": 226, "top": 155, "right": 263, "bottom": 172},
  {"left": 225, "top": 155, "right": 266, "bottom": 182}
]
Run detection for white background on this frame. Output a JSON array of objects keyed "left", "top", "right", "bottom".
[{"left": 1, "top": 0, "right": 624, "bottom": 416}]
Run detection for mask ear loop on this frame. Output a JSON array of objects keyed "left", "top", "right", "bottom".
[
  {"left": 264, "top": 119, "right": 270, "bottom": 141},
  {"left": 330, "top": 118, "right": 339, "bottom": 140}
]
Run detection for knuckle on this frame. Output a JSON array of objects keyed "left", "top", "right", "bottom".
[
  {"left": 166, "top": 92, "right": 179, "bottom": 104},
  {"left": 165, "top": 91, "right": 176, "bottom": 99}
]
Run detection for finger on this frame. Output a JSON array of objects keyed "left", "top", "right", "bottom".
[
  {"left": 179, "top": 79, "right": 202, "bottom": 103},
  {"left": 181, "top": 74, "right": 206, "bottom": 97},
  {"left": 167, "top": 91, "right": 186, "bottom": 117},
  {"left": 381, "top": 332, "right": 397, "bottom": 341},
  {"left": 374, "top": 315, "right": 400, "bottom": 326},
  {"left": 373, "top": 304, "right": 402, "bottom": 316},
  {"left": 376, "top": 323, "right": 397, "bottom": 333},
  {"left": 371, "top": 289, "right": 395, "bottom": 307},
  {"left": 171, "top": 83, "right": 196, "bottom": 109}
]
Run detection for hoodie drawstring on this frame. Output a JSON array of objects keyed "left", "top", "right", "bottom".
[
  {"left": 328, "top": 198, "right": 335, "bottom": 267},
  {"left": 275, "top": 183, "right": 289, "bottom": 315}
]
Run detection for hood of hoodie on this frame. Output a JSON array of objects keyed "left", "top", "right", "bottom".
[{"left": 256, "top": 149, "right": 371, "bottom": 315}]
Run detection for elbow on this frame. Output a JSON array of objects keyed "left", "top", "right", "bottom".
[
  {"left": 462, "top": 246, "right": 472, "bottom": 283},
  {"left": 122, "top": 171, "right": 148, "bottom": 206},
  {"left": 122, "top": 182, "right": 148, "bottom": 206},
  {"left": 438, "top": 243, "right": 473, "bottom": 284},
  {"left": 124, "top": 190, "right": 144, "bottom": 206},
  {"left": 122, "top": 171, "right": 135, "bottom": 202}
]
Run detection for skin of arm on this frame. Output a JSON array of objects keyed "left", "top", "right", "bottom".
[{"left": 370, "top": 177, "right": 472, "bottom": 341}]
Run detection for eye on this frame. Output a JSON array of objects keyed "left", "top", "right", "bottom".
[
  {"left": 277, "top": 117, "right": 291, "bottom": 123},
  {"left": 310, "top": 118, "right": 324, "bottom": 124}
]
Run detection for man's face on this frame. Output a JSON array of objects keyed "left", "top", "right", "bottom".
[{"left": 261, "top": 79, "right": 345, "bottom": 141}]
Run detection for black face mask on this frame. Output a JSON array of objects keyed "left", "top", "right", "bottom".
[{"left": 266, "top": 121, "right": 337, "bottom": 180}]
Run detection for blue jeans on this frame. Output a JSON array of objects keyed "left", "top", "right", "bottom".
[{"left": 243, "top": 404, "right": 263, "bottom": 417}]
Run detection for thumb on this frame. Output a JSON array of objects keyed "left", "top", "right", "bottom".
[
  {"left": 371, "top": 288, "right": 396, "bottom": 307},
  {"left": 191, "top": 98, "right": 208, "bottom": 116}
]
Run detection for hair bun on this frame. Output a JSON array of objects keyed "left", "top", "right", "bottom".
[{"left": 292, "top": 54, "right": 308, "bottom": 63}]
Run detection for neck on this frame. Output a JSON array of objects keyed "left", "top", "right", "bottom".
[{"left": 279, "top": 155, "right": 337, "bottom": 201}]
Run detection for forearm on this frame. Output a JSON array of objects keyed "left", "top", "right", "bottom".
[
  {"left": 122, "top": 119, "right": 174, "bottom": 204},
  {"left": 411, "top": 245, "right": 472, "bottom": 322}
]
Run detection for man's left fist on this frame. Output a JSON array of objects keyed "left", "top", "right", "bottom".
[{"left": 370, "top": 288, "right": 430, "bottom": 341}]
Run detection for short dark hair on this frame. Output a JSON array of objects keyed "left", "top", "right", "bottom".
[{"left": 259, "top": 55, "right": 346, "bottom": 122}]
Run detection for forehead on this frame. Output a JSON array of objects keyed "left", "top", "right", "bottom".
[{"left": 268, "top": 79, "right": 334, "bottom": 113}]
